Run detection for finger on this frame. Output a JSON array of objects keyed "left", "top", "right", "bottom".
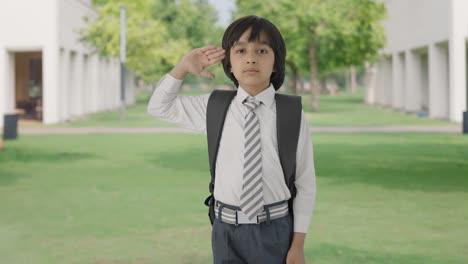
[
  {"left": 207, "top": 49, "right": 225, "bottom": 59},
  {"left": 206, "top": 51, "right": 225, "bottom": 64},
  {"left": 207, "top": 54, "right": 225, "bottom": 65},
  {"left": 199, "top": 70, "right": 215, "bottom": 79},
  {"left": 200, "top": 45, "right": 217, "bottom": 52},
  {"left": 203, "top": 47, "right": 224, "bottom": 56}
]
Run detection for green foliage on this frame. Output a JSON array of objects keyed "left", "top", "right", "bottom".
[
  {"left": 151, "top": 0, "right": 230, "bottom": 85},
  {"left": 235, "top": 0, "right": 309, "bottom": 77},
  {"left": 314, "top": 0, "right": 387, "bottom": 73},
  {"left": 153, "top": 0, "right": 221, "bottom": 48},
  {"left": 235, "top": 0, "right": 386, "bottom": 75},
  {"left": 81, "top": 0, "right": 223, "bottom": 83}
]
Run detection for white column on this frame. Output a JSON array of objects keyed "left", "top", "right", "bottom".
[
  {"left": 448, "top": 0, "right": 468, "bottom": 122},
  {"left": 113, "top": 59, "right": 119, "bottom": 108},
  {"left": 383, "top": 57, "right": 393, "bottom": 107},
  {"left": 420, "top": 53, "right": 429, "bottom": 113},
  {"left": 429, "top": 43, "right": 449, "bottom": 119},
  {"left": 110, "top": 59, "right": 116, "bottom": 109},
  {"left": 90, "top": 54, "right": 99, "bottom": 113},
  {"left": 59, "top": 48, "right": 70, "bottom": 121},
  {"left": 106, "top": 58, "right": 112, "bottom": 110},
  {"left": 98, "top": 57, "right": 105, "bottom": 111},
  {"left": 42, "top": 0, "right": 60, "bottom": 124},
  {"left": 375, "top": 60, "right": 384, "bottom": 105},
  {"left": 405, "top": 50, "right": 421, "bottom": 112},
  {"left": 75, "top": 53, "right": 84, "bottom": 116},
  {"left": 102, "top": 58, "right": 108, "bottom": 110},
  {"left": 69, "top": 52, "right": 77, "bottom": 117},
  {"left": 43, "top": 45, "right": 60, "bottom": 124},
  {"left": 0, "top": 48, "right": 6, "bottom": 127},
  {"left": 112, "top": 58, "right": 119, "bottom": 108},
  {"left": 364, "top": 63, "right": 377, "bottom": 105},
  {"left": 0, "top": 49, "right": 15, "bottom": 127},
  {"left": 126, "top": 69, "right": 135, "bottom": 105},
  {"left": 392, "top": 52, "right": 405, "bottom": 109},
  {"left": 82, "top": 55, "right": 89, "bottom": 114}
]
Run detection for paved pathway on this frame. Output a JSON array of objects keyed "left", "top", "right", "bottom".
[{"left": 18, "top": 125, "right": 462, "bottom": 135}]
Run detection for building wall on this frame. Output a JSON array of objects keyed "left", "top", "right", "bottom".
[
  {"left": 56, "top": 0, "right": 135, "bottom": 123},
  {"left": 383, "top": 0, "right": 451, "bottom": 53},
  {"left": 0, "top": 0, "right": 57, "bottom": 126},
  {"left": 368, "top": 0, "right": 468, "bottom": 122},
  {"left": 0, "top": 0, "right": 136, "bottom": 127},
  {"left": 448, "top": 0, "right": 468, "bottom": 122},
  {"left": 0, "top": 0, "right": 56, "bottom": 48}
]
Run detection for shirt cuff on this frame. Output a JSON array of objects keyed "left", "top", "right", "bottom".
[
  {"left": 160, "top": 73, "right": 183, "bottom": 93},
  {"left": 293, "top": 213, "right": 312, "bottom": 233}
]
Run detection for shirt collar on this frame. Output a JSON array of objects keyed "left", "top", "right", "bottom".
[{"left": 235, "top": 84, "right": 275, "bottom": 108}]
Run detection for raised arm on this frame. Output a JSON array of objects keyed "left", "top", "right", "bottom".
[{"left": 147, "top": 46, "right": 225, "bottom": 133}]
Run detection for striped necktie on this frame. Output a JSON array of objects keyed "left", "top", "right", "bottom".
[{"left": 240, "top": 96, "right": 264, "bottom": 221}]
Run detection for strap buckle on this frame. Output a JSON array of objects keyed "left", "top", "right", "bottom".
[{"left": 236, "top": 210, "right": 260, "bottom": 224}]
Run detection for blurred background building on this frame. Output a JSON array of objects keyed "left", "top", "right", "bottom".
[
  {"left": 366, "top": 0, "right": 468, "bottom": 122},
  {"left": 0, "top": 0, "right": 136, "bottom": 127}
]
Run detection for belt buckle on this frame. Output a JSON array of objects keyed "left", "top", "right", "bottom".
[{"left": 237, "top": 210, "right": 259, "bottom": 224}]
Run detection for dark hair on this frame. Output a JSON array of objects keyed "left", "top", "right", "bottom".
[{"left": 221, "top": 15, "right": 286, "bottom": 90}]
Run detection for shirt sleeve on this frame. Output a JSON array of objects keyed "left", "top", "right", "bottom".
[
  {"left": 293, "top": 110, "right": 317, "bottom": 233},
  {"left": 147, "top": 73, "right": 210, "bottom": 133}
]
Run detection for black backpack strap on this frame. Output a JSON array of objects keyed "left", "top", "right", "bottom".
[
  {"left": 275, "top": 93, "right": 302, "bottom": 219},
  {"left": 203, "top": 90, "right": 301, "bottom": 226},
  {"left": 205, "top": 89, "right": 236, "bottom": 225}
]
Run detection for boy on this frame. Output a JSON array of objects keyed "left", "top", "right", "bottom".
[{"left": 148, "top": 15, "right": 316, "bottom": 264}]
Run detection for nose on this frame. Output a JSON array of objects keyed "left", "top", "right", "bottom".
[{"left": 246, "top": 51, "right": 257, "bottom": 64}]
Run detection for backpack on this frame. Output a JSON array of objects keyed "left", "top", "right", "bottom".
[{"left": 203, "top": 90, "right": 302, "bottom": 227}]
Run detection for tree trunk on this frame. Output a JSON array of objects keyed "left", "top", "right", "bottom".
[
  {"left": 291, "top": 69, "right": 298, "bottom": 95},
  {"left": 350, "top": 65, "right": 357, "bottom": 94},
  {"left": 309, "top": 42, "right": 320, "bottom": 111},
  {"left": 345, "top": 69, "right": 351, "bottom": 93},
  {"left": 286, "top": 61, "right": 298, "bottom": 95}
]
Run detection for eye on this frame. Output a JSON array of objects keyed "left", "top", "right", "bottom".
[
  {"left": 258, "top": 49, "right": 268, "bottom": 54},
  {"left": 235, "top": 49, "right": 245, "bottom": 54}
]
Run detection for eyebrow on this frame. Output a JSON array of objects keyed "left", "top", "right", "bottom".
[{"left": 233, "top": 41, "right": 270, "bottom": 47}]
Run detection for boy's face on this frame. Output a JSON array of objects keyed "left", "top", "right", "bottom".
[{"left": 229, "top": 28, "right": 275, "bottom": 93}]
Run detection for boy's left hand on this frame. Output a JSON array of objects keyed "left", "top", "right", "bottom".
[{"left": 286, "top": 246, "right": 306, "bottom": 264}]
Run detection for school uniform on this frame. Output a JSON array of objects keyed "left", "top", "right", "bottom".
[{"left": 148, "top": 73, "right": 317, "bottom": 263}]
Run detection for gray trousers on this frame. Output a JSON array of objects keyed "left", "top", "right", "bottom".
[{"left": 211, "top": 214, "right": 293, "bottom": 264}]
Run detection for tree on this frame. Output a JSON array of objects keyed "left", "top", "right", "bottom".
[
  {"left": 81, "top": 0, "right": 224, "bottom": 84},
  {"left": 236, "top": 0, "right": 386, "bottom": 110},
  {"left": 236, "top": 0, "right": 309, "bottom": 95},
  {"left": 153, "top": 0, "right": 229, "bottom": 86}
]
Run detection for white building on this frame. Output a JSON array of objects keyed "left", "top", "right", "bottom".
[
  {"left": 0, "top": 0, "right": 136, "bottom": 127},
  {"left": 366, "top": 0, "right": 468, "bottom": 122}
]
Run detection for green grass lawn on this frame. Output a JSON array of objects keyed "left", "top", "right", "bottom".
[
  {"left": 22, "top": 89, "right": 457, "bottom": 129},
  {"left": 1, "top": 133, "right": 467, "bottom": 263},
  {"left": 303, "top": 93, "right": 457, "bottom": 127}
]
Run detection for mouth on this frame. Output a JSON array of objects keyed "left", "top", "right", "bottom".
[{"left": 243, "top": 69, "right": 259, "bottom": 73}]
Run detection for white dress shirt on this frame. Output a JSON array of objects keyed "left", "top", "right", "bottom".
[{"left": 147, "top": 73, "right": 316, "bottom": 233}]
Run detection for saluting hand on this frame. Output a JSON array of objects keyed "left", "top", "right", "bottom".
[{"left": 170, "top": 45, "right": 226, "bottom": 80}]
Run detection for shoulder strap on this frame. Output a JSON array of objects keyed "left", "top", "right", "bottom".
[
  {"left": 206, "top": 90, "right": 237, "bottom": 194},
  {"left": 275, "top": 93, "right": 302, "bottom": 199}
]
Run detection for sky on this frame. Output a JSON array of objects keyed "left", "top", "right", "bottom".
[{"left": 207, "top": 0, "right": 236, "bottom": 27}]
